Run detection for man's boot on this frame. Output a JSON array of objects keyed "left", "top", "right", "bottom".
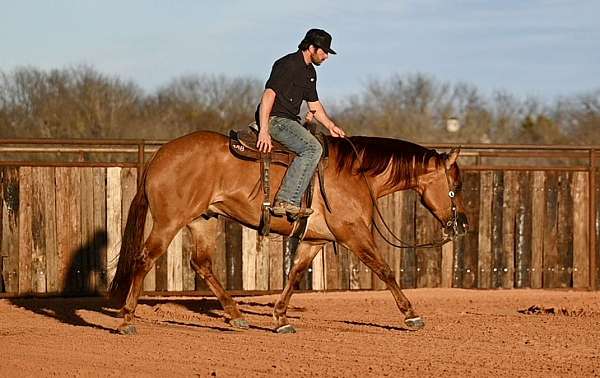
[{"left": 271, "top": 201, "right": 314, "bottom": 218}]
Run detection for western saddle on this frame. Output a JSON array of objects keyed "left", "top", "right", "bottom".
[{"left": 229, "top": 122, "right": 331, "bottom": 237}]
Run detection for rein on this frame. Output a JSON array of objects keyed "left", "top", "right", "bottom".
[{"left": 342, "top": 136, "right": 457, "bottom": 249}]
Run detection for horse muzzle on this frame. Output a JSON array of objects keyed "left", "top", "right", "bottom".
[{"left": 445, "top": 212, "right": 469, "bottom": 237}]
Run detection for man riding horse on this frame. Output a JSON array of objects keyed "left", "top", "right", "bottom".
[
  {"left": 109, "top": 28, "right": 468, "bottom": 335},
  {"left": 255, "top": 28, "right": 346, "bottom": 218}
]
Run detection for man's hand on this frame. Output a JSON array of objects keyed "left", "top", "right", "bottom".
[
  {"left": 256, "top": 130, "right": 272, "bottom": 153},
  {"left": 329, "top": 124, "right": 346, "bottom": 138}
]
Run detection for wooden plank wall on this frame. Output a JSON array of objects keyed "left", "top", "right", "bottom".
[{"left": 0, "top": 165, "right": 598, "bottom": 296}]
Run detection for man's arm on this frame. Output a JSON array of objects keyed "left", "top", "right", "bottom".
[
  {"left": 307, "top": 100, "right": 345, "bottom": 137},
  {"left": 257, "top": 88, "right": 276, "bottom": 153}
]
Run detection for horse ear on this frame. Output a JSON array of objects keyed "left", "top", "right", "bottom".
[{"left": 444, "top": 147, "right": 461, "bottom": 169}]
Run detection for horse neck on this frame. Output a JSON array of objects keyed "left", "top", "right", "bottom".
[
  {"left": 374, "top": 156, "right": 437, "bottom": 198},
  {"left": 375, "top": 174, "right": 419, "bottom": 198}
]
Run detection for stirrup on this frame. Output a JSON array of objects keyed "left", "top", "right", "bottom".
[{"left": 270, "top": 201, "right": 314, "bottom": 218}]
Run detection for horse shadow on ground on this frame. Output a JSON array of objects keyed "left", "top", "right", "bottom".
[
  {"left": 139, "top": 298, "right": 291, "bottom": 332},
  {"left": 9, "top": 296, "right": 118, "bottom": 333},
  {"left": 9, "top": 296, "right": 282, "bottom": 334},
  {"left": 6, "top": 229, "right": 296, "bottom": 333},
  {"left": 8, "top": 230, "right": 118, "bottom": 332}
]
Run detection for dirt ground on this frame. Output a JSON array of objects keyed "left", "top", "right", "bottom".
[{"left": 1, "top": 289, "right": 599, "bottom": 377}]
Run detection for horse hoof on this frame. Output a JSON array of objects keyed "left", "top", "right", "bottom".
[
  {"left": 276, "top": 324, "right": 296, "bottom": 334},
  {"left": 404, "top": 316, "right": 425, "bottom": 331},
  {"left": 230, "top": 318, "right": 250, "bottom": 330},
  {"left": 117, "top": 324, "right": 137, "bottom": 335}
]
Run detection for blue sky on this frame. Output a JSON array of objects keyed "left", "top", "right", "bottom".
[{"left": 1, "top": 1, "right": 598, "bottom": 103}]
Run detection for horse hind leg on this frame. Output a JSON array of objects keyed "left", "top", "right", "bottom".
[
  {"left": 273, "top": 243, "right": 323, "bottom": 333},
  {"left": 188, "top": 218, "right": 248, "bottom": 330},
  {"left": 117, "top": 221, "right": 179, "bottom": 335}
]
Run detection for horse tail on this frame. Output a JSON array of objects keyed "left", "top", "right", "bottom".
[{"left": 108, "top": 166, "right": 150, "bottom": 306}]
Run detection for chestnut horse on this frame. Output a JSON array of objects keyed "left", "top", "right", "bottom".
[{"left": 109, "top": 131, "right": 468, "bottom": 334}]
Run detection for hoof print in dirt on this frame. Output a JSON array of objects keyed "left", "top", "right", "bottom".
[
  {"left": 117, "top": 325, "right": 137, "bottom": 335},
  {"left": 404, "top": 317, "right": 425, "bottom": 331},
  {"left": 276, "top": 324, "right": 297, "bottom": 334},
  {"left": 230, "top": 318, "right": 250, "bottom": 330}
]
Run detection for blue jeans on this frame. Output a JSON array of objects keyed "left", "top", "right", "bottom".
[{"left": 269, "top": 116, "right": 323, "bottom": 206}]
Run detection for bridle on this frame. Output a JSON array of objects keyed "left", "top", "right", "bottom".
[{"left": 344, "top": 137, "right": 460, "bottom": 249}]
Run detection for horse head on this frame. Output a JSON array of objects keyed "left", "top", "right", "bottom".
[{"left": 419, "top": 147, "right": 469, "bottom": 237}]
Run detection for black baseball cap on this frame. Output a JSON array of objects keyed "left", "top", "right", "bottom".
[{"left": 300, "top": 29, "right": 336, "bottom": 55}]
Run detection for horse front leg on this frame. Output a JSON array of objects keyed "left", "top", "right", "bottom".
[
  {"left": 273, "top": 243, "right": 323, "bottom": 334},
  {"left": 345, "top": 231, "right": 425, "bottom": 330}
]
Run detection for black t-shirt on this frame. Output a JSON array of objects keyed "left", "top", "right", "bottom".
[{"left": 256, "top": 50, "right": 318, "bottom": 124}]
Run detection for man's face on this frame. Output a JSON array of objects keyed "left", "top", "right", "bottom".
[{"left": 309, "top": 46, "right": 329, "bottom": 66}]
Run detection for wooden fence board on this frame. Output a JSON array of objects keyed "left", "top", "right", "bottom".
[
  {"left": 1, "top": 168, "right": 20, "bottom": 293},
  {"left": 373, "top": 195, "right": 390, "bottom": 290},
  {"left": 241, "top": 226, "right": 257, "bottom": 290},
  {"left": 106, "top": 167, "right": 122, "bottom": 287},
  {"left": 55, "top": 168, "right": 72, "bottom": 292},
  {"left": 29, "top": 168, "right": 45, "bottom": 293},
  {"left": 501, "top": 171, "right": 517, "bottom": 289},
  {"left": 80, "top": 167, "right": 95, "bottom": 293},
  {"left": 213, "top": 217, "right": 228, "bottom": 288},
  {"left": 531, "top": 172, "right": 545, "bottom": 288},
  {"left": 441, "top": 241, "right": 454, "bottom": 288},
  {"left": 31, "top": 168, "right": 55, "bottom": 294},
  {"left": 255, "top": 235, "right": 269, "bottom": 291},
  {"left": 572, "top": 172, "right": 589, "bottom": 288},
  {"left": 325, "top": 243, "right": 341, "bottom": 290},
  {"left": 358, "top": 256, "right": 372, "bottom": 290},
  {"left": 167, "top": 230, "right": 183, "bottom": 291},
  {"left": 348, "top": 247, "right": 361, "bottom": 290},
  {"left": 416, "top": 201, "right": 440, "bottom": 288},
  {"left": 391, "top": 192, "right": 403, "bottom": 287},
  {"left": 92, "top": 168, "right": 107, "bottom": 293},
  {"left": 478, "top": 171, "right": 493, "bottom": 289},
  {"left": 338, "top": 244, "right": 350, "bottom": 290},
  {"left": 452, "top": 234, "right": 465, "bottom": 288},
  {"left": 514, "top": 172, "right": 532, "bottom": 288},
  {"left": 268, "top": 235, "right": 284, "bottom": 290},
  {"left": 70, "top": 168, "right": 82, "bottom": 293},
  {"left": 557, "top": 172, "right": 573, "bottom": 287},
  {"left": 0, "top": 175, "right": 3, "bottom": 293},
  {"left": 181, "top": 226, "right": 196, "bottom": 291},
  {"left": 595, "top": 170, "right": 600, "bottom": 287},
  {"left": 543, "top": 172, "right": 560, "bottom": 288},
  {"left": 461, "top": 172, "right": 480, "bottom": 288},
  {"left": 120, "top": 168, "right": 137, "bottom": 231},
  {"left": 312, "top": 248, "right": 325, "bottom": 291},
  {"left": 120, "top": 167, "right": 137, "bottom": 291},
  {"left": 490, "top": 171, "right": 504, "bottom": 288},
  {"left": 18, "top": 167, "right": 32, "bottom": 294},
  {"left": 225, "top": 220, "right": 243, "bottom": 290},
  {"left": 400, "top": 190, "right": 416, "bottom": 288},
  {"left": 415, "top": 202, "right": 428, "bottom": 288}
]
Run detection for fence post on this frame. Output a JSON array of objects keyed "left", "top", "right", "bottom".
[
  {"left": 137, "top": 141, "right": 145, "bottom": 184},
  {"left": 589, "top": 149, "right": 597, "bottom": 290}
]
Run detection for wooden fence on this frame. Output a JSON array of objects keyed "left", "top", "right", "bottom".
[{"left": 0, "top": 140, "right": 598, "bottom": 296}]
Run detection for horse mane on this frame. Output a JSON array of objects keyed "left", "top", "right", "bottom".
[{"left": 329, "top": 136, "right": 442, "bottom": 189}]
